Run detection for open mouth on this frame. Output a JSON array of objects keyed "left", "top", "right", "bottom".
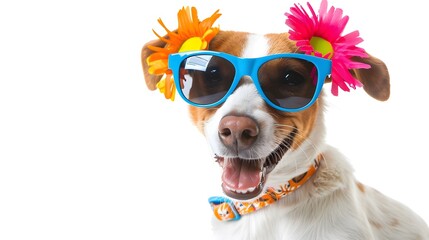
[{"left": 215, "top": 129, "right": 297, "bottom": 200}]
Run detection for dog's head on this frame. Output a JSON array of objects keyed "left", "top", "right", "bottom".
[{"left": 141, "top": 30, "right": 390, "bottom": 201}]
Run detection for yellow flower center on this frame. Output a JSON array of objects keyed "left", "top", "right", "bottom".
[
  {"left": 310, "top": 36, "right": 333, "bottom": 59},
  {"left": 179, "top": 37, "right": 206, "bottom": 52}
]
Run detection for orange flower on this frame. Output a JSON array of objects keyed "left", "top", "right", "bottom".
[{"left": 147, "top": 7, "right": 221, "bottom": 100}]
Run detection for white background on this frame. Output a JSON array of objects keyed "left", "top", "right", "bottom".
[{"left": 1, "top": 0, "right": 428, "bottom": 239}]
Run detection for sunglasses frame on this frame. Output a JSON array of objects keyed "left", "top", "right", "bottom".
[{"left": 168, "top": 51, "right": 332, "bottom": 112}]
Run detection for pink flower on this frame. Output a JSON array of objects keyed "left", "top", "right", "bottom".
[{"left": 285, "top": 0, "right": 370, "bottom": 96}]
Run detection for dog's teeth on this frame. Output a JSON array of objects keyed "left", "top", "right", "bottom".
[{"left": 228, "top": 186, "right": 257, "bottom": 194}]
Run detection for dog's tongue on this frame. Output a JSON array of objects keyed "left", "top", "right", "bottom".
[{"left": 222, "top": 158, "right": 261, "bottom": 190}]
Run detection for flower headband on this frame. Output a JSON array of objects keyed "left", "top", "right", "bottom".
[{"left": 147, "top": 0, "right": 369, "bottom": 99}]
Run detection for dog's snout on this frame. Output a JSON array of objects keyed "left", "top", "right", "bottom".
[{"left": 218, "top": 115, "right": 259, "bottom": 151}]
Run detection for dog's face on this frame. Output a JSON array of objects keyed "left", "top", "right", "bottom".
[{"left": 142, "top": 31, "right": 390, "bottom": 201}]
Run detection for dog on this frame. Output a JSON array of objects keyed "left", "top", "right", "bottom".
[{"left": 141, "top": 8, "right": 429, "bottom": 240}]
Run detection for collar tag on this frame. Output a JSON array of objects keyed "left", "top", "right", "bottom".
[{"left": 208, "top": 196, "right": 241, "bottom": 221}]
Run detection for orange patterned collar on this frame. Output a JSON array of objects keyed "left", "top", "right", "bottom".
[{"left": 209, "top": 157, "right": 321, "bottom": 221}]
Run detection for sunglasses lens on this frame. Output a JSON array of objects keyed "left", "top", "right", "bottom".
[
  {"left": 258, "top": 57, "right": 319, "bottom": 110},
  {"left": 178, "top": 55, "right": 236, "bottom": 105}
]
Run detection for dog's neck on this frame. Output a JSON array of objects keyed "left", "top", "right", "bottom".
[{"left": 209, "top": 155, "right": 322, "bottom": 221}]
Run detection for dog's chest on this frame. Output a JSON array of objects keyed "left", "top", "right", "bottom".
[
  {"left": 211, "top": 204, "right": 291, "bottom": 240},
  {"left": 211, "top": 202, "right": 323, "bottom": 240}
]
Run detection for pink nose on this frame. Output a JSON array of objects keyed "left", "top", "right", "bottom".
[{"left": 218, "top": 115, "right": 259, "bottom": 151}]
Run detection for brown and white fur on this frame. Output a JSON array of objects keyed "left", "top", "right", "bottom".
[{"left": 142, "top": 31, "right": 429, "bottom": 239}]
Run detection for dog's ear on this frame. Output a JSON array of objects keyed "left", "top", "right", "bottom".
[
  {"left": 351, "top": 54, "right": 390, "bottom": 101},
  {"left": 141, "top": 38, "right": 167, "bottom": 91}
]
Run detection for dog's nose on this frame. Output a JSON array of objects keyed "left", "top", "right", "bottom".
[{"left": 218, "top": 115, "right": 259, "bottom": 151}]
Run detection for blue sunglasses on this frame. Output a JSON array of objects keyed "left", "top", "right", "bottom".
[{"left": 168, "top": 51, "right": 332, "bottom": 112}]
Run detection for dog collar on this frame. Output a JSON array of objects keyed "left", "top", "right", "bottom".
[{"left": 208, "top": 157, "right": 321, "bottom": 221}]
